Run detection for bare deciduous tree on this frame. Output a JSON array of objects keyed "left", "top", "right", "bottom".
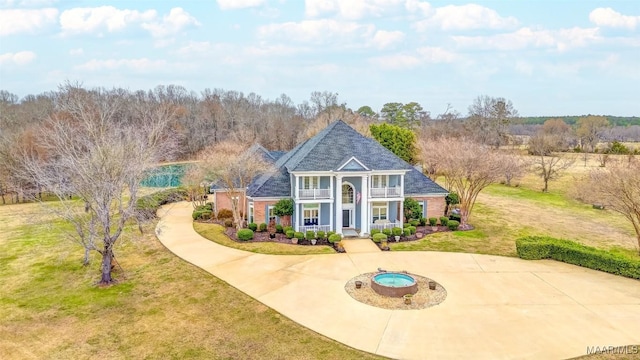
[
  {"left": 199, "top": 142, "right": 274, "bottom": 230},
  {"left": 467, "top": 95, "right": 518, "bottom": 148},
  {"left": 10, "top": 84, "right": 179, "bottom": 285},
  {"left": 528, "top": 133, "right": 575, "bottom": 192},
  {"left": 583, "top": 163, "right": 640, "bottom": 254},
  {"left": 420, "top": 137, "right": 505, "bottom": 228},
  {"left": 499, "top": 153, "right": 527, "bottom": 186}
]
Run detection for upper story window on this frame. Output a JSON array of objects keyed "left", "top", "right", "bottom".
[
  {"left": 372, "top": 175, "right": 387, "bottom": 188},
  {"left": 342, "top": 184, "right": 354, "bottom": 204},
  {"left": 303, "top": 176, "right": 319, "bottom": 189}
]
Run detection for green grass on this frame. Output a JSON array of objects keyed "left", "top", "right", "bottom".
[
  {"left": 0, "top": 203, "right": 383, "bottom": 360},
  {"left": 193, "top": 222, "right": 336, "bottom": 255}
]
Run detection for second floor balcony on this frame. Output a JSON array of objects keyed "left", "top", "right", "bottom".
[
  {"left": 298, "top": 188, "right": 331, "bottom": 200},
  {"left": 370, "top": 186, "right": 401, "bottom": 198}
]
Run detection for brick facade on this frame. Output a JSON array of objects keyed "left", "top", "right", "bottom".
[{"left": 411, "top": 196, "right": 446, "bottom": 219}]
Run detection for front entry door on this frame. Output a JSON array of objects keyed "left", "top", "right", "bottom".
[{"left": 342, "top": 209, "right": 350, "bottom": 228}]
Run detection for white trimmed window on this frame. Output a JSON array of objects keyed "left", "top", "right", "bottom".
[
  {"left": 372, "top": 175, "right": 388, "bottom": 188},
  {"left": 267, "top": 205, "right": 276, "bottom": 222},
  {"left": 303, "top": 203, "right": 319, "bottom": 226},
  {"left": 249, "top": 203, "right": 254, "bottom": 223},
  {"left": 419, "top": 201, "right": 426, "bottom": 219},
  {"left": 303, "top": 176, "right": 319, "bottom": 189},
  {"left": 342, "top": 184, "right": 354, "bottom": 204},
  {"left": 372, "top": 202, "right": 388, "bottom": 221}
]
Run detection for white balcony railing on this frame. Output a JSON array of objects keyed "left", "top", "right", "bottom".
[
  {"left": 299, "top": 224, "right": 331, "bottom": 233},
  {"left": 370, "top": 220, "right": 400, "bottom": 231},
  {"left": 370, "top": 186, "right": 401, "bottom": 198},
  {"left": 298, "top": 188, "right": 331, "bottom": 199}
]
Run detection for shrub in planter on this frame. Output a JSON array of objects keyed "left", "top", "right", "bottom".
[
  {"left": 248, "top": 223, "right": 258, "bottom": 231},
  {"left": 294, "top": 232, "right": 304, "bottom": 240},
  {"left": 275, "top": 224, "right": 283, "bottom": 233},
  {"left": 306, "top": 230, "right": 316, "bottom": 240},
  {"left": 382, "top": 228, "right": 392, "bottom": 237},
  {"left": 439, "top": 217, "right": 449, "bottom": 226},
  {"left": 372, "top": 233, "right": 387, "bottom": 243},
  {"left": 402, "top": 228, "right": 411, "bottom": 237},
  {"left": 285, "top": 230, "right": 295, "bottom": 239},
  {"left": 419, "top": 217, "right": 427, "bottom": 226},
  {"left": 328, "top": 233, "right": 342, "bottom": 244},
  {"left": 447, "top": 220, "right": 460, "bottom": 231},
  {"left": 217, "top": 208, "right": 233, "bottom": 220},
  {"left": 515, "top": 236, "right": 640, "bottom": 280},
  {"left": 408, "top": 226, "right": 416, "bottom": 235},
  {"left": 392, "top": 227, "right": 403, "bottom": 237},
  {"left": 370, "top": 228, "right": 381, "bottom": 236},
  {"left": 410, "top": 219, "right": 420, "bottom": 227},
  {"left": 428, "top": 217, "right": 438, "bottom": 226},
  {"left": 259, "top": 223, "right": 267, "bottom": 232},
  {"left": 237, "top": 229, "right": 254, "bottom": 241},
  {"left": 224, "top": 219, "right": 233, "bottom": 228},
  {"left": 316, "top": 230, "right": 325, "bottom": 239}
]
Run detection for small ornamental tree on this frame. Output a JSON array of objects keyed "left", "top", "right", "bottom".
[
  {"left": 273, "top": 198, "right": 294, "bottom": 226},
  {"left": 403, "top": 197, "right": 422, "bottom": 221}
]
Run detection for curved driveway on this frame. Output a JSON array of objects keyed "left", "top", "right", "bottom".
[{"left": 156, "top": 202, "right": 640, "bottom": 360}]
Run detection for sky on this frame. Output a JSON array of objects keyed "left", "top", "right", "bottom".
[{"left": 0, "top": 0, "right": 639, "bottom": 117}]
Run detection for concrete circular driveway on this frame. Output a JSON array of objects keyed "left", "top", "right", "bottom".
[{"left": 156, "top": 202, "right": 640, "bottom": 360}]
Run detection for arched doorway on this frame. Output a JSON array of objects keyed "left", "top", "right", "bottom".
[{"left": 342, "top": 182, "right": 355, "bottom": 228}]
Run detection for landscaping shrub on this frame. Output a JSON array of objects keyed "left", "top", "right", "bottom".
[
  {"left": 410, "top": 219, "right": 420, "bottom": 227},
  {"left": 327, "top": 231, "right": 335, "bottom": 238},
  {"left": 402, "top": 228, "right": 411, "bottom": 237},
  {"left": 136, "top": 187, "right": 188, "bottom": 219},
  {"left": 515, "top": 236, "right": 640, "bottom": 279},
  {"left": 248, "top": 223, "right": 258, "bottom": 231},
  {"left": 284, "top": 226, "right": 293, "bottom": 234},
  {"left": 294, "top": 232, "right": 304, "bottom": 240},
  {"left": 439, "top": 217, "right": 449, "bottom": 226},
  {"left": 259, "top": 223, "right": 267, "bottom": 232},
  {"left": 447, "top": 220, "right": 460, "bottom": 231},
  {"left": 217, "top": 208, "right": 233, "bottom": 220},
  {"left": 370, "top": 228, "right": 381, "bottom": 236},
  {"left": 275, "top": 224, "right": 283, "bottom": 233},
  {"left": 306, "top": 230, "right": 316, "bottom": 239},
  {"left": 316, "top": 230, "right": 325, "bottom": 239},
  {"left": 419, "top": 217, "right": 427, "bottom": 226},
  {"left": 449, "top": 213, "right": 461, "bottom": 222},
  {"left": 285, "top": 230, "right": 295, "bottom": 239},
  {"left": 382, "top": 228, "right": 392, "bottom": 236},
  {"left": 192, "top": 210, "right": 212, "bottom": 220},
  {"left": 403, "top": 223, "right": 411, "bottom": 228},
  {"left": 408, "top": 226, "right": 416, "bottom": 235},
  {"left": 392, "top": 227, "right": 403, "bottom": 237},
  {"left": 237, "top": 229, "right": 254, "bottom": 241},
  {"left": 372, "top": 233, "right": 387, "bottom": 243},
  {"left": 428, "top": 217, "right": 437, "bottom": 226},
  {"left": 328, "top": 234, "right": 342, "bottom": 244},
  {"left": 224, "top": 219, "right": 233, "bottom": 228}
]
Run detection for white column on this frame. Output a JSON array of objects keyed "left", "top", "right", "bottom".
[
  {"left": 295, "top": 203, "right": 300, "bottom": 231},
  {"left": 335, "top": 175, "right": 343, "bottom": 234},
  {"left": 360, "top": 175, "right": 369, "bottom": 236},
  {"left": 400, "top": 173, "right": 404, "bottom": 196},
  {"left": 294, "top": 174, "right": 299, "bottom": 201}
]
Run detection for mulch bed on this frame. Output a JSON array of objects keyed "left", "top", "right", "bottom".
[{"left": 345, "top": 272, "right": 447, "bottom": 310}]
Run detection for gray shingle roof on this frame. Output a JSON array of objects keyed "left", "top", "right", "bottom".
[{"left": 246, "top": 120, "right": 447, "bottom": 198}]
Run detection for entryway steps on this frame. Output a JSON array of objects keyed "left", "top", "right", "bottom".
[{"left": 340, "top": 239, "right": 381, "bottom": 253}]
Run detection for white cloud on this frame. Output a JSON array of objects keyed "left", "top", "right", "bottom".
[
  {"left": 258, "top": 19, "right": 375, "bottom": 45},
  {"left": 59, "top": 6, "right": 156, "bottom": 35},
  {"left": 141, "top": 7, "right": 200, "bottom": 38},
  {"left": 369, "top": 53, "right": 421, "bottom": 69},
  {"left": 0, "top": 8, "right": 57, "bottom": 36},
  {"left": 416, "top": 46, "right": 457, "bottom": 63},
  {"left": 589, "top": 8, "right": 640, "bottom": 30},
  {"left": 413, "top": 4, "right": 518, "bottom": 31},
  {"left": 453, "top": 26, "right": 600, "bottom": 51},
  {"left": 76, "top": 58, "right": 167, "bottom": 72},
  {"left": 370, "top": 30, "right": 404, "bottom": 49},
  {"left": 69, "top": 48, "right": 83, "bottom": 56},
  {"left": 217, "top": 0, "right": 265, "bottom": 10},
  {"left": 404, "top": 0, "right": 431, "bottom": 17},
  {"left": 305, "top": 0, "right": 403, "bottom": 20},
  {"left": 0, "top": 50, "right": 36, "bottom": 65}
]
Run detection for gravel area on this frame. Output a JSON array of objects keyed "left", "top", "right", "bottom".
[{"left": 344, "top": 272, "right": 447, "bottom": 310}]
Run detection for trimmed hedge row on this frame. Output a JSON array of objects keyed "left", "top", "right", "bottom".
[
  {"left": 515, "top": 236, "right": 640, "bottom": 280},
  {"left": 136, "top": 188, "right": 189, "bottom": 219}
]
